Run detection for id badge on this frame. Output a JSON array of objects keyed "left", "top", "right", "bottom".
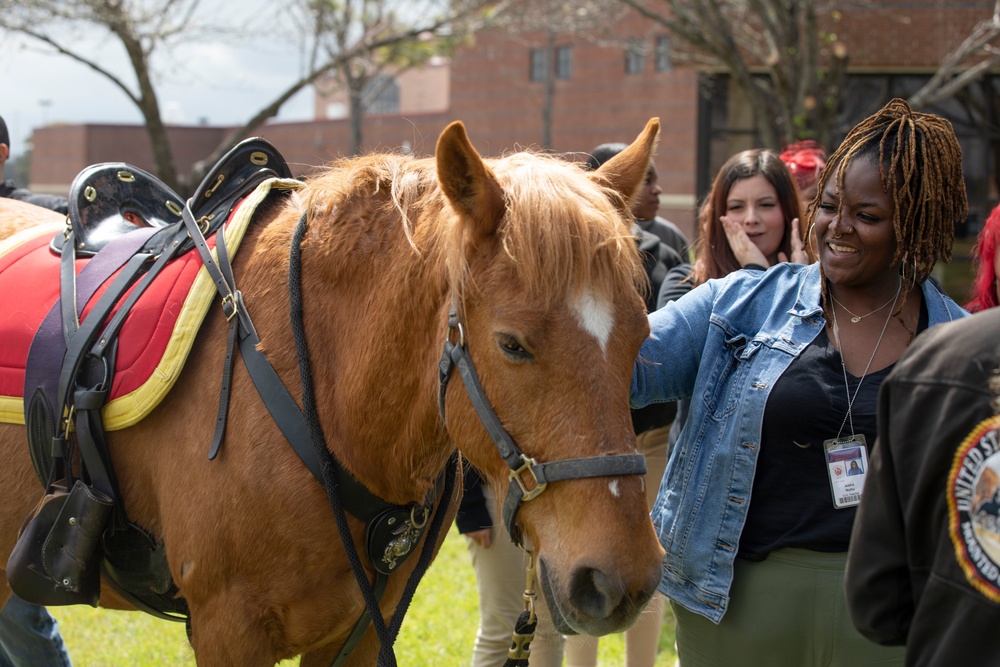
[{"left": 823, "top": 434, "right": 868, "bottom": 509}]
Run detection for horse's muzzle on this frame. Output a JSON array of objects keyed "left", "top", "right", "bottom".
[{"left": 538, "top": 556, "right": 660, "bottom": 636}]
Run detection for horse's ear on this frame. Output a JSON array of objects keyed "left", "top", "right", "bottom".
[
  {"left": 436, "top": 121, "right": 505, "bottom": 238},
  {"left": 592, "top": 117, "right": 661, "bottom": 214}
]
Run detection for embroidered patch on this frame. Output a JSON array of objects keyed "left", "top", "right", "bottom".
[{"left": 948, "top": 415, "right": 1000, "bottom": 603}]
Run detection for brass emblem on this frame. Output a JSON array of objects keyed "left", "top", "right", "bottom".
[{"left": 381, "top": 519, "right": 421, "bottom": 571}]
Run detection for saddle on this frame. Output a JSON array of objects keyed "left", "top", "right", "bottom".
[
  {"left": 51, "top": 163, "right": 184, "bottom": 257},
  {"left": 51, "top": 138, "right": 291, "bottom": 257},
  {"left": 8, "top": 138, "right": 293, "bottom": 619}
]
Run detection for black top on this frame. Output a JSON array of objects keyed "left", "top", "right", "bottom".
[
  {"left": 738, "top": 302, "right": 929, "bottom": 560},
  {"left": 636, "top": 215, "right": 690, "bottom": 262},
  {"left": 0, "top": 179, "right": 68, "bottom": 214}
]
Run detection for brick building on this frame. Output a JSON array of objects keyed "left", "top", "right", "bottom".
[{"left": 27, "top": 0, "right": 999, "bottom": 247}]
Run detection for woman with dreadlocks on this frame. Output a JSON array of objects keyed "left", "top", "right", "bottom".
[{"left": 630, "top": 98, "right": 969, "bottom": 666}]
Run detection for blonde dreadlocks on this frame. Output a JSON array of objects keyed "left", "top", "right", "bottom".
[{"left": 814, "top": 98, "right": 968, "bottom": 328}]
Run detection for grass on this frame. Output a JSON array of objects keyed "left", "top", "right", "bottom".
[{"left": 49, "top": 526, "right": 677, "bottom": 666}]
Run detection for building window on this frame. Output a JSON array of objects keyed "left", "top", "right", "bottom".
[
  {"left": 625, "top": 39, "right": 645, "bottom": 75},
  {"left": 363, "top": 75, "right": 400, "bottom": 115},
  {"left": 556, "top": 45, "right": 572, "bottom": 80},
  {"left": 655, "top": 35, "right": 672, "bottom": 72},
  {"left": 530, "top": 48, "right": 550, "bottom": 82}
]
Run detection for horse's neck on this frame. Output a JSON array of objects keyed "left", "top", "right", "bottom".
[{"left": 246, "top": 204, "right": 455, "bottom": 505}]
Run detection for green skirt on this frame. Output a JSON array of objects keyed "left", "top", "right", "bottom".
[{"left": 672, "top": 548, "right": 905, "bottom": 667}]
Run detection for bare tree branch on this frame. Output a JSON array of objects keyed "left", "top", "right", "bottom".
[
  {"left": 909, "top": 0, "right": 1000, "bottom": 109},
  {"left": 620, "top": 0, "right": 847, "bottom": 149},
  {"left": 0, "top": 0, "right": 503, "bottom": 194}
]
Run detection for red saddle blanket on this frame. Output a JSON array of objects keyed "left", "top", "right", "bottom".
[{"left": 0, "top": 178, "right": 297, "bottom": 429}]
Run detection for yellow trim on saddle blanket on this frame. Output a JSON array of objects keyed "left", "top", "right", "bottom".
[{"left": 0, "top": 177, "right": 303, "bottom": 429}]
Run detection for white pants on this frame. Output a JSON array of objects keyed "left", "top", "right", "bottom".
[{"left": 467, "top": 486, "right": 564, "bottom": 667}]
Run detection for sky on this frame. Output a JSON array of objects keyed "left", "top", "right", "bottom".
[{"left": 0, "top": 2, "right": 316, "bottom": 156}]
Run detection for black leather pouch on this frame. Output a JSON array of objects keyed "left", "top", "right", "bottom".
[{"left": 6, "top": 480, "right": 112, "bottom": 607}]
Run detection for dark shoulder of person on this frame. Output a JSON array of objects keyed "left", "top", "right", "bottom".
[
  {"left": 648, "top": 217, "right": 690, "bottom": 261},
  {"left": 635, "top": 226, "right": 683, "bottom": 270},
  {"left": 4, "top": 184, "right": 69, "bottom": 215},
  {"left": 657, "top": 262, "right": 695, "bottom": 310},
  {"left": 635, "top": 226, "right": 683, "bottom": 313}
]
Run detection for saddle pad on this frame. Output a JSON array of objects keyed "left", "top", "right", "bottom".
[{"left": 0, "top": 177, "right": 301, "bottom": 429}]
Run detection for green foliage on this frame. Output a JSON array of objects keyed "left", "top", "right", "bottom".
[{"left": 50, "top": 527, "right": 677, "bottom": 665}]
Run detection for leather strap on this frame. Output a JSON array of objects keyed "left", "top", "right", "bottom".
[
  {"left": 501, "top": 454, "right": 646, "bottom": 543},
  {"left": 59, "top": 230, "right": 80, "bottom": 343},
  {"left": 25, "top": 227, "right": 158, "bottom": 439},
  {"left": 181, "top": 203, "right": 421, "bottom": 527}
]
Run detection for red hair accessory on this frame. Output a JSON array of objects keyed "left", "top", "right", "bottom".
[{"left": 780, "top": 140, "right": 827, "bottom": 191}]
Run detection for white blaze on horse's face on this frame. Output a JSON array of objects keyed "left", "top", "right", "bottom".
[{"left": 572, "top": 287, "right": 615, "bottom": 354}]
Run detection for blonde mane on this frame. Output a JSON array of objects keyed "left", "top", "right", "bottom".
[{"left": 297, "top": 149, "right": 643, "bottom": 307}]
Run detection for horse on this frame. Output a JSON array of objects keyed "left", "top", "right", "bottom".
[{"left": 0, "top": 119, "right": 666, "bottom": 666}]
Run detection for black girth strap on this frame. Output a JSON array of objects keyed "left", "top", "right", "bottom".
[
  {"left": 287, "top": 211, "right": 455, "bottom": 667},
  {"left": 438, "top": 309, "right": 647, "bottom": 546}
]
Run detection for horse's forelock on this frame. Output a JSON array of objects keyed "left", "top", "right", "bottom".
[{"left": 485, "top": 153, "right": 643, "bottom": 306}]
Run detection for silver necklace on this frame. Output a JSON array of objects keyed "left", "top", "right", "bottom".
[
  {"left": 831, "top": 281, "right": 901, "bottom": 323},
  {"left": 831, "top": 284, "right": 900, "bottom": 438}
]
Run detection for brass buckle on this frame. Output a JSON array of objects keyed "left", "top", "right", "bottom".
[
  {"left": 62, "top": 405, "right": 76, "bottom": 437},
  {"left": 510, "top": 455, "right": 546, "bottom": 502},
  {"left": 410, "top": 504, "right": 428, "bottom": 530},
  {"left": 196, "top": 213, "right": 214, "bottom": 235},
  {"left": 221, "top": 293, "right": 238, "bottom": 321}
]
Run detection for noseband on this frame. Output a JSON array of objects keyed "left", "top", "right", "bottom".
[{"left": 438, "top": 309, "right": 647, "bottom": 546}]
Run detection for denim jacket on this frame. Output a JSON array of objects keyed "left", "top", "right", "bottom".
[{"left": 630, "top": 262, "right": 967, "bottom": 623}]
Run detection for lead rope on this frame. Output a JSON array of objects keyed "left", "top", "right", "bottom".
[{"left": 503, "top": 550, "right": 539, "bottom": 667}]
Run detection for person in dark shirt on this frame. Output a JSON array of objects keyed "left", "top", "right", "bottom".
[{"left": 0, "top": 116, "right": 68, "bottom": 215}]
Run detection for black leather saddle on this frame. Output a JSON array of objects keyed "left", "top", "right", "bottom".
[
  {"left": 50, "top": 137, "right": 292, "bottom": 257},
  {"left": 51, "top": 163, "right": 182, "bottom": 256}
]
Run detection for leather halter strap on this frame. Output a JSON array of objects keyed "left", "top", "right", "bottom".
[{"left": 437, "top": 309, "right": 647, "bottom": 546}]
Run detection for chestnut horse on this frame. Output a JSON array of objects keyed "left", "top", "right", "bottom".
[{"left": 0, "top": 119, "right": 665, "bottom": 665}]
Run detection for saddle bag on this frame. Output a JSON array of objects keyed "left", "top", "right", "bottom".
[{"left": 6, "top": 479, "right": 113, "bottom": 607}]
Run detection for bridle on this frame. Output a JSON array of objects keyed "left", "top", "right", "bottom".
[{"left": 437, "top": 308, "right": 648, "bottom": 546}]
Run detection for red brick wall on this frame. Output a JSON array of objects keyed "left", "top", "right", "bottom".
[{"left": 833, "top": 2, "right": 993, "bottom": 69}]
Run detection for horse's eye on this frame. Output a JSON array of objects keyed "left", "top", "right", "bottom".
[{"left": 496, "top": 334, "right": 533, "bottom": 361}]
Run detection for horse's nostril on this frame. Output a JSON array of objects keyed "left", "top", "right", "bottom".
[{"left": 568, "top": 566, "right": 623, "bottom": 620}]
